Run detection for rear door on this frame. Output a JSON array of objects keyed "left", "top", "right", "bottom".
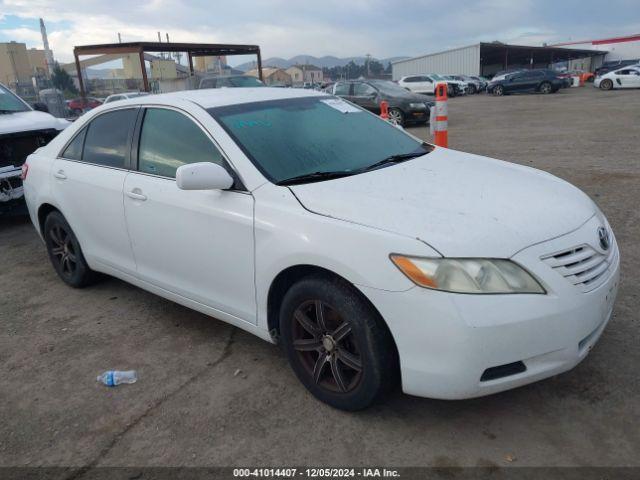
[
  {"left": 351, "top": 82, "right": 379, "bottom": 112},
  {"left": 51, "top": 108, "right": 138, "bottom": 274},
  {"left": 122, "top": 106, "right": 256, "bottom": 323}
]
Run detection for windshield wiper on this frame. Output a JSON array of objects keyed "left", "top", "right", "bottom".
[
  {"left": 277, "top": 170, "right": 355, "bottom": 186},
  {"left": 360, "top": 149, "right": 429, "bottom": 172}
]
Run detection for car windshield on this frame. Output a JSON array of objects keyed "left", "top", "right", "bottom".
[
  {"left": 210, "top": 96, "right": 431, "bottom": 184},
  {"left": 0, "top": 84, "right": 30, "bottom": 113}
]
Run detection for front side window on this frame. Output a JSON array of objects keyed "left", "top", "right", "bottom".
[
  {"left": 138, "top": 108, "right": 225, "bottom": 178},
  {"left": 210, "top": 96, "right": 431, "bottom": 184},
  {"left": 82, "top": 109, "right": 137, "bottom": 168}
]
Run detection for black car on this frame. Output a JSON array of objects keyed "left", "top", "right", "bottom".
[
  {"left": 332, "top": 80, "right": 434, "bottom": 126},
  {"left": 487, "top": 69, "right": 563, "bottom": 96}
]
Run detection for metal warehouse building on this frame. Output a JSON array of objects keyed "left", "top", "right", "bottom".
[{"left": 392, "top": 42, "right": 605, "bottom": 80}]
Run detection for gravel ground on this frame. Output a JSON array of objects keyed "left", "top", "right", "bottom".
[{"left": 1, "top": 86, "right": 639, "bottom": 472}]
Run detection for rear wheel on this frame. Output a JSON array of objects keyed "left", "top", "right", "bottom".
[
  {"left": 600, "top": 79, "right": 613, "bottom": 91},
  {"left": 279, "top": 276, "right": 397, "bottom": 410},
  {"left": 539, "top": 81, "right": 553, "bottom": 94},
  {"left": 44, "top": 211, "right": 100, "bottom": 288}
]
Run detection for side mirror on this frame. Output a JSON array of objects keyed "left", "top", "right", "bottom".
[
  {"left": 176, "top": 162, "right": 234, "bottom": 191},
  {"left": 32, "top": 102, "right": 49, "bottom": 113}
]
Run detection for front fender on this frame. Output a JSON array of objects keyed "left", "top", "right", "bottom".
[{"left": 253, "top": 183, "right": 439, "bottom": 331}]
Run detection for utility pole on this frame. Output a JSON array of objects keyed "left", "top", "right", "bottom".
[
  {"left": 366, "top": 53, "right": 371, "bottom": 78},
  {"left": 118, "top": 32, "right": 122, "bottom": 43}
]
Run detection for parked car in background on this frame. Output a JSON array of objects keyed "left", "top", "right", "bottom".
[
  {"left": 23, "top": 88, "right": 620, "bottom": 410},
  {"left": 470, "top": 76, "right": 489, "bottom": 91},
  {"left": 332, "top": 79, "right": 434, "bottom": 126},
  {"left": 67, "top": 97, "right": 102, "bottom": 115},
  {"left": 487, "top": 69, "right": 563, "bottom": 96},
  {"left": 398, "top": 75, "right": 439, "bottom": 95},
  {"left": 595, "top": 66, "right": 640, "bottom": 90},
  {"left": 594, "top": 59, "right": 640, "bottom": 77},
  {"left": 441, "top": 75, "right": 468, "bottom": 95},
  {"left": 555, "top": 71, "right": 574, "bottom": 88},
  {"left": 104, "top": 92, "right": 150, "bottom": 103},
  {"left": 0, "top": 82, "right": 69, "bottom": 215},
  {"left": 199, "top": 75, "right": 265, "bottom": 89},
  {"left": 450, "top": 75, "right": 481, "bottom": 94}
]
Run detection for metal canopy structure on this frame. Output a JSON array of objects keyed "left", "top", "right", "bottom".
[
  {"left": 479, "top": 42, "right": 606, "bottom": 75},
  {"left": 73, "top": 41, "right": 262, "bottom": 96}
]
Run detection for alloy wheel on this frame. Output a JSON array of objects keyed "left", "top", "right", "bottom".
[
  {"left": 540, "top": 82, "right": 552, "bottom": 94},
  {"left": 291, "top": 299, "right": 363, "bottom": 393},
  {"left": 49, "top": 224, "right": 77, "bottom": 278},
  {"left": 388, "top": 108, "right": 403, "bottom": 126}
]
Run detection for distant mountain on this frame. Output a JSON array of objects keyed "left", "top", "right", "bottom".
[{"left": 234, "top": 55, "right": 409, "bottom": 71}]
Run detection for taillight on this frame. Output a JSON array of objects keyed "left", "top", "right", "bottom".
[{"left": 20, "top": 163, "right": 29, "bottom": 181}]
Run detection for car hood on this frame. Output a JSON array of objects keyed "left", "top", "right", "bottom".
[
  {"left": 0, "top": 111, "right": 69, "bottom": 135},
  {"left": 289, "top": 147, "right": 596, "bottom": 258}
]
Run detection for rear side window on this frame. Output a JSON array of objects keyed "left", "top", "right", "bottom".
[
  {"left": 83, "top": 109, "right": 137, "bottom": 168},
  {"left": 61, "top": 127, "right": 86, "bottom": 160},
  {"left": 333, "top": 82, "right": 350, "bottom": 95},
  {"left": 137, "top": 108, "right": 225, "bottom": 178}
]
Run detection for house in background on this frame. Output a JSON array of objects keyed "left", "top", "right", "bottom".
[
  {"left": 285, "top": 64, "right": 323, "bottom": 86},
  {"left": 246, "top": 67, "right": 292, "bottom": 86}
]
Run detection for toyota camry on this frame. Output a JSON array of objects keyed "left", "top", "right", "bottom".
[{"left": 23, "top": 88, "right": 619, "bottom": 410}]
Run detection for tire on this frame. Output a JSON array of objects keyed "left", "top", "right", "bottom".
[
  {"left": 600, "top": 79, "right": 613, "bottom": 91},
  {"left": 539, "top": 81, "right": 553, "bottom": 94},
  {"left": 44, "top": 211, "right": 101, "bottom": 288},
  {"left": 387, "top": 108, "right": 404, "bottom": 126},
  {"left": 279, "top": 275, "right": 397, "bottom": 411},
  {"left": 493, "top": 85, "right": 504, "bottom": 96},
  {"left": 467, "top": 84, "right": 476, "bottom": 94}
]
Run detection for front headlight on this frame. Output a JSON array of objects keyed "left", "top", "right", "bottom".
[
  {"left": 408, "top": 102, "right": 427, "bottom": 110},
  {"left": 390, "top": 255, "right": 545, "bottom": 294}
]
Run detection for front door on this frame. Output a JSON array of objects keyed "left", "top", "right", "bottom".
[{"left": 122, "top": 107, "right": 256, "bottom": 323}]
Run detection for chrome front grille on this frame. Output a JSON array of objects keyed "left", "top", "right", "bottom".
[{"left": 541, "top": 241, "right": 618, "bottom": 293}]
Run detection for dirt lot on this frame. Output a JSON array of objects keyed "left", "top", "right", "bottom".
[{"left": 1, "top": 86, "right": 639, "bottom": 471}]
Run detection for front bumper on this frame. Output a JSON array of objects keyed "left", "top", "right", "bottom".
[
  {"left": 359, "top": 216, "right": 620, "bottom": 399},
  {"left": 0, "top": 166, "right": 25, "bottom": 215},
  {"left": 594, "top": 78, "right": 602, "bottom": 88}
]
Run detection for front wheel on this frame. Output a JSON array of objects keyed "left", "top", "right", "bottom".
[
  {"left": 539, "top": 81, "right": 553, "bottom": 94},
  {"left": 467, "top": 84, "right": 476, "bottom": 94},
  {"left": 493, "top": 85, "right": 504, "bottom": 96},
  {"left": 600, "top": 79, "right": 613, "bottom": 91},
  {"left": 44, "top": 211, "right": 101, "bottom": 288},
  {"left": 387, "top": 108, "right": 404, "bottom": 126},
  {"left": 279, "top": 276, "right": 397, "bottom": 410}
]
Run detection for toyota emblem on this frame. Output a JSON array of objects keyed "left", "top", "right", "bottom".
[{"left": 597, "top": 227, "right": 610, "bottom": 251}]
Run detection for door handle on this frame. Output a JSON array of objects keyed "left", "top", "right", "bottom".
[
  {"left": 54, "top": 170, "right": 67, "bottom": 180},
  {"left": 126, "top": 190, "right": 147, "bottom": 201}
]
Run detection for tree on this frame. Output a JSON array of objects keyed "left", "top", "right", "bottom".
[{"left": 51, "top": 63, "right": 78, "bottom": 95}]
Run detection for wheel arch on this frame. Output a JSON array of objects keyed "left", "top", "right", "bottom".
[
  {"left": 266, "top": 264, "right": 400, "bottom": 366},
  {"left": 37, "top": 202, "right": 61, "bottom": 235}
]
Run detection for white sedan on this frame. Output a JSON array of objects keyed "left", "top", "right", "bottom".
[
  {"left": 595, "top": 66, "right": 640, "bottom": 90},
  {"left": 23, "top": 88, "right": 619, "bottom": 410}
]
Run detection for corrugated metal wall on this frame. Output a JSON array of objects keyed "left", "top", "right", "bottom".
[{"left": 392, "top": 44, "right": 481, "bottom": 80}]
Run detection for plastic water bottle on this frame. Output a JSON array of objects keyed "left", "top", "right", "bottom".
[{"left": 97, "top": 370, "right": 137, "bottom": 387}]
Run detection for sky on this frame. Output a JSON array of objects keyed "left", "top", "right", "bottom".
[{"left": 0, "top": 0, "right": 639, "bottom": 66}]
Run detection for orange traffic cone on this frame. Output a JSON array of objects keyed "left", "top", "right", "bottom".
[
  {"left": 433, "top": 83, "right": 448, "bottom": 148},
  {"left": 380, "top": 100, "right": 389, "bottom": 121}
]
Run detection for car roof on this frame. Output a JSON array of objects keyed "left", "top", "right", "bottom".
[{"left": 109, "top": 87, "right": 327, "bottom": 109}]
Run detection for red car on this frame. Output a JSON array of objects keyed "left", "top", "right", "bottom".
[{"left": 67, "top": 97, "right": 102, "bottom": 114}]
